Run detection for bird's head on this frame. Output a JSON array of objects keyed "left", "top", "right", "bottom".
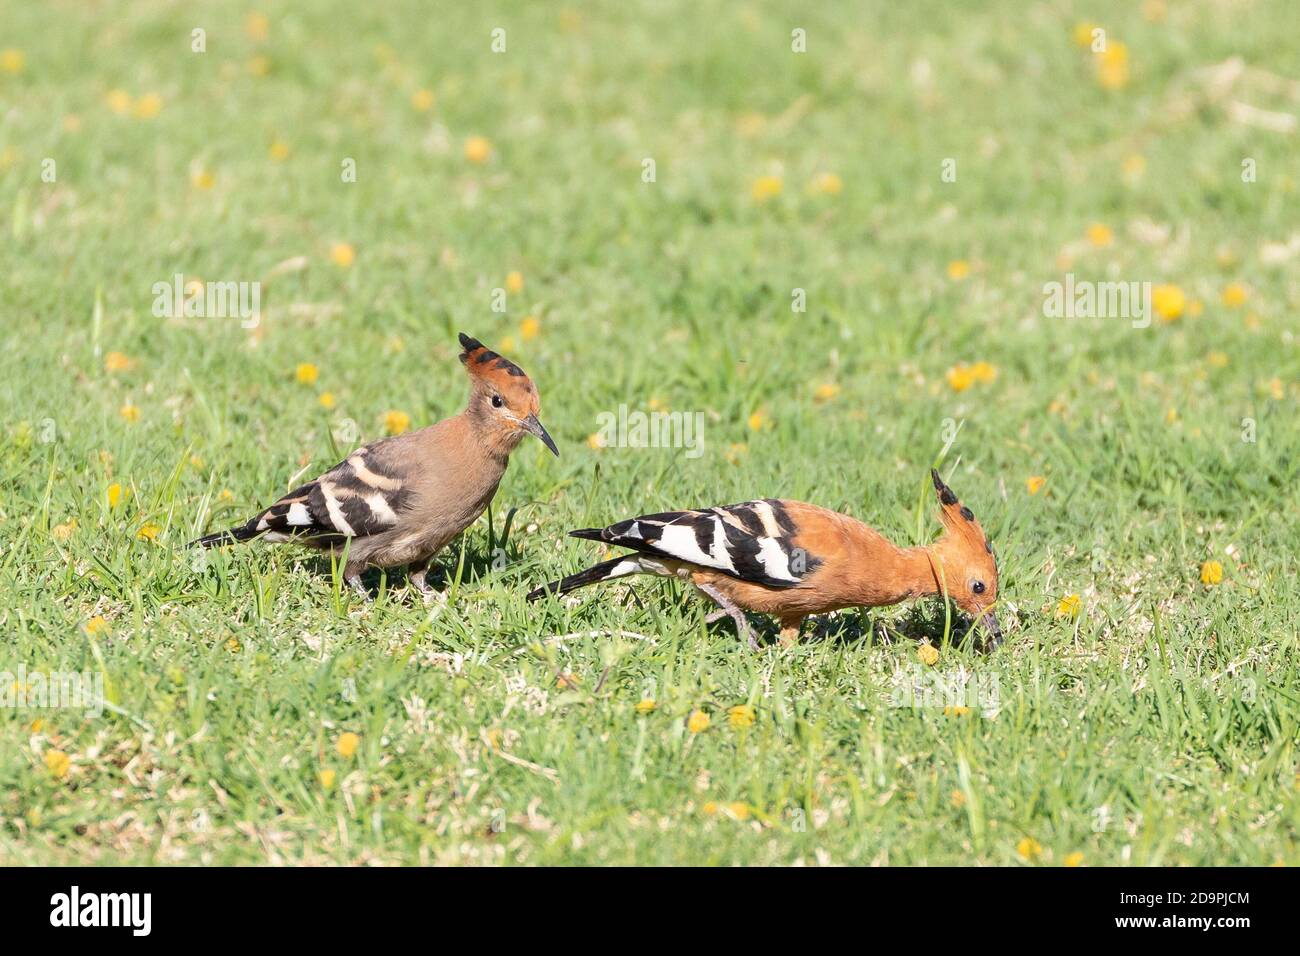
[
  {"left": 458, "top": 332, "right": 558, "bottom": 456},
  {"left": 928, "top": 468, "right": 1001, "bottom": 648}
]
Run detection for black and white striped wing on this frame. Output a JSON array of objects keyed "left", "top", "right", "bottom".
[
  {"left": 571, "top": 499, "right": 819, "bottom": 588},
  {"left": 248, "top": 443, "right": 412, "bottom": 542}
]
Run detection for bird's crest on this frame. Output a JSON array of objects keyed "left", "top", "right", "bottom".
[
  {"left": 931, "top": 468, "right": 995, "bottom": 562},
  {"left": 458, "top": 332, "right": 529, "bottom": 388}
]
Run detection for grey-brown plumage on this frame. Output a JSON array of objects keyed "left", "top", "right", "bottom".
[{"left": 191, "top": 333, "right": 557, "bottom": 596}]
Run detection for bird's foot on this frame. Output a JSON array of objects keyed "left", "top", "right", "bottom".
[
  {"left": 409, "top": 568, "right": 436, "bottom": 596},
  {"left": 698, "top": 583, "right": 761, "bottom": 651},
  {"left": 345, "top": 573, "right": 371, "bottom": 601}
]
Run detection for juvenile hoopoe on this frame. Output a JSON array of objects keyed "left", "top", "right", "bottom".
[
  {"left": 191, "top": 333, "right": 558, "bottom": 596},
  {"left": 528, "top": 469, "right": 1001, "bottom": 649}
]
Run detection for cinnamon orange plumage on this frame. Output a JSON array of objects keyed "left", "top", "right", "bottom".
[{"left": 528, "top": 469, "right": 1001, "bottom": 649}]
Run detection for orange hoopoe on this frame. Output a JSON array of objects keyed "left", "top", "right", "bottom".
[
  {"left": 528, "top": 469, "right": 1001, "bottom": 649},
  {"left": 191, "top": 333, "right": 558, "bottom": 596}
]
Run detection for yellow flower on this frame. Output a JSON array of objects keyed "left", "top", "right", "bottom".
[
  {"left": 725, "top": 442, "right": 747, "bottom": 465},
  {"left": 225, "top": 636, "right": 241, "bottom": 654},
  {"left": 1152, "top": 284, "right": 1185, "bottom": 322},
  {"left": 726, "top": 802, "right": 751, "bottom": 821},
  {"left": 318, "top": 768, "right": 336, "bottom": 790},
  {"left": 1063, "top": 851, "right": 1085, "bottom": 867},
  {"left": 687, "top": 710, "right": 710, "bottom": 734},
  {"left": 946, "top": 259, "right": 970, "bottom": 280},
  {"left": 950, "top": 789, "right": 966, "bottom": 809},
  {"left": 1122, "top": 153, "right": 1146, "bottom": 182},
  {"left": 970, "top": 361, "right": 997, "bottom": 383},
  {"left": 1200, "top": 560, "right": 1224, "bottom": 586},
  {"left": 30, "top": 718, "right": 45, "bottom": 734},
  {"left": 384, "top": 410, "right": 411, "bottom": 435},
  {"left": 104, "top": 351, "right": 133, "bottom": 373},
  {"left": 1026, "top": 475, "right": 1047, "bottom": 495},
  {"left": 246, "top": 12, "right": 270, "bottom": 41},
  {"left": 132, "top": 92, "right": 163, "bottom": 119},
  {"left": 747, "top": 409, "right": 770, "bottom": 432},
  {"left": 85, "top": 616, "right": 110, "bottom": 637},
  {"left": 1267, "top": 377, "right": 1284, "bottom": 400},
  {"left": 1207, "top": 351, "right": 1229, "bottom": 369},
  {"left": 336, "top": 732, "right": 360, "bottom": 758},
  {"left": 218, "top": 488, "right": 234, "bottom": 503},
  {"left": 0, "top": 48, "right": 26, "bottom": 74},
  {"left": 136, "top": 523, "right": 161, "bottom": 542},
  {"left": 701, "top": 801, "right": 719, "bottom": 815},
  {"left": 813, "top": 382, "right": 840, "bottom": 403},
  {"left": 751, "top": 175, "right": 783, "bottom": 202},
  {"left": 1085, "top": 223, "right": 1113, "bottom": 247},
  {"left": 586, "top": 432, "right": 606, "bottom": 450},
  {"left": 810, "top": 172, "right": 843, "bottom": 195},
  {"left": 105, "top": 89, "right": 132, "bottom": 115},
  {"left": 52, "top": 519, "right": 77, "bottom": 542},
  {"left": 329, "top": 243, "right": 355, "bottom": 268},
  {"left": 191, "top": 169, "right": 215, "bottom": 191},
  {"left": 1056, "top": 594, "right": 1081, "bottom": 619},
  {"left": 318, "top": 391, "right": 336, "bottom": 410},
  {"left": 505, "top": 270, "right": 525, "bottom": 294},
  {"left": 269, "top": 140, "right": 291, "bottom": 161},
  {"left": 107, "top": 483, "right": 127, "bottom": 508},
  {"left": 247, "top": 55, "right": 270, "bottom": 77},
  {"left": 946, "top": 364, "right": 975, "bottom": 392},
  {"left": 295, "top": 363, "right": 319, "bottom": 385},
  {"left": 727, "top": 705, "right": 756, "bottom": 729},
  {"left": 1221, "top": 283, "right": 1248, "bottom": 308},
  {"left": 1017, "top": 837, "right": 1043, "bottom": 860},
  {"left": 635, "top": 699, "right": 656, "bottom": 714},
  {"left": 944, "top": 706, "right": 972, "bottom": 717},
  {"left": 918, "top": 643, "right": 940, "bottom": 666},
  {"left": 411, "top": 88, "right": 435, "bottom": 112},
  {"left": 1072, "top": 23, "right": 1098, "bottom": 48},
  {"left": 519, "top": 315, "right": 541, "bottom": 340},
  {"left": 464, "top": 135, "right": 493, "bottom": 164},
  {"left": 498, "top": 335, "right": 516, "bottom": 353},
  {"left": 119, "top": 402, "right": 140, "bottom": 423},
  {"left": 1096, "top": 41, "right": 1129, "bottom": 91},
  {"left": 44, "top": 749, "right": 71, "bottom": 779}
]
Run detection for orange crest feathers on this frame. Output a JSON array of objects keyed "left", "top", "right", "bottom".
[
  {"left": 458, "top": 332, "right": 530, "bottom": 387},
  {"left": 931, "top": 468, "right": 994, "bottom": 559}
]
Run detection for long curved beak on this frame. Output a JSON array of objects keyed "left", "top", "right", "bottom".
[
  {"left": 979, "top": 611, "right": 1002, "bottom": 651},
  {"left": 524, "top": 414, "right": 559, "bottom": 457}
]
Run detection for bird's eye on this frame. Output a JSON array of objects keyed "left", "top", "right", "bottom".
[
  {"left": 971, "top": 580, "right": 986, "bottom": 595},
  {"left": 491, "top": 395, "right": 504, "bottom": 408}
]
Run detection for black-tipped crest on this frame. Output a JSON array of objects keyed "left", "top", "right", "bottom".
[
  {"left": 931, "top": 468, "right": 959, "bottom": 506},
  {"left": 457, "top": 331, "right": 526, "bottom": 378}
]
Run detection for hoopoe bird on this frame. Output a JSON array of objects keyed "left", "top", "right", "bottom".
[
  {"left": 191, "top": 333, "right": 558, "bottom": 596},
  {"left": 528, "top": 469, "right": 1001, "bottom": 649}
]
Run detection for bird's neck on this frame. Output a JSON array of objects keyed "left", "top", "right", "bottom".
[
  {"left": 840, "top": 520, "right": 941, "bottom": 608},
  {"left": 459, "top": 406, "right": 525, "bottom": 464}
]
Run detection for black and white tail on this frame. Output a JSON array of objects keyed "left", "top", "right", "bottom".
[
  {"left": 526, "top": 555, "right": 650, "bottom": 602},
  {"left": 189, "top": 521, "right": 261, "bottom": 549}
]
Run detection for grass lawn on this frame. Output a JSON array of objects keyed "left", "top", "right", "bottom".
[{"left": 1, "top": 0, "right": 1297, "bottom": 865}]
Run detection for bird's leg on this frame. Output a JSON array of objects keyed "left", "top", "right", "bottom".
[
  {"left": 696, "top": 582, "right": 759, "bottom": 651},
  {"left": 343, "top": 565, "right": 370, "bottom": 601},
  {"left": 778, "top": 615, "right": 804, "bottom": 648},
  {"left": 408, "top": 557, "right": 437, "bottom": 597}
]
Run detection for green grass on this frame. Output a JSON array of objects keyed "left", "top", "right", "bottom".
[{"left": 1, "top": 0, "right": 1298, "bottom": 865}]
